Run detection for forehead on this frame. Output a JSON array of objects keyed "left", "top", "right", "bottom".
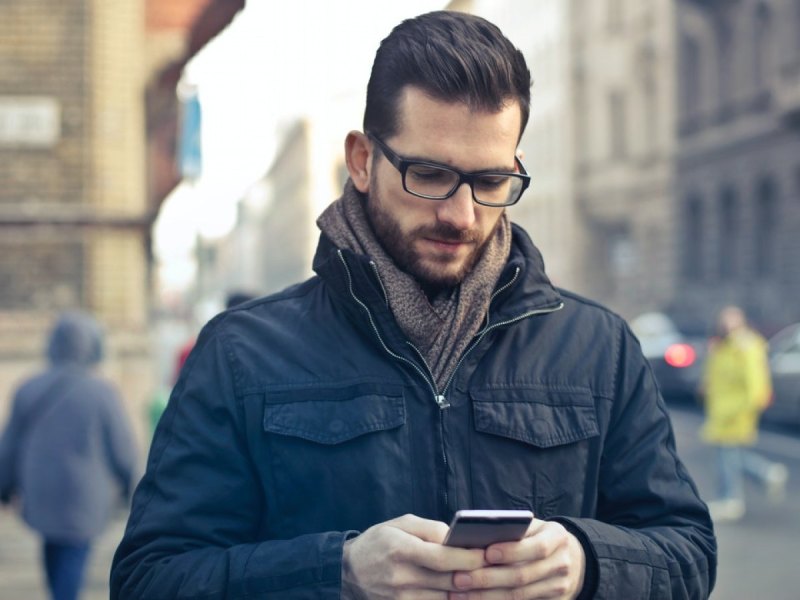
[{"left": 390, "top": 86, "right": 522, "bottom": 170}]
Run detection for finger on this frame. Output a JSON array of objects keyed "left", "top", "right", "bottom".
[
  {"left": 392, "top": 563, "right": 467, "bottom": 592},
  {"left": 390, "top": 513, "right": 451, "bottom": 543},
  {"left": 451, "top": 552, "right": 565, "bottom": 592},
  {"left": 455, "top": 570, "right": 579, "bottom": 600},
  {"left": 523, "top": 517, "right": 548, "bottom": 538},
  {"left": 393, "top": 589, "right": 450, "bottom": 600},
  {"left": 485, "top": 521, "right": 568, "bottom": 565},
  {"left": 383, "top": 517, "right": 486, "bottom": 574},
  {"left": 409, "top": 538, "right": 486, "bottom": 573}
]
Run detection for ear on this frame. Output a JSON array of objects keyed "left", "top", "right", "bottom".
[{"left": 345, "top": 131, "right": 372, "bottom": 194}]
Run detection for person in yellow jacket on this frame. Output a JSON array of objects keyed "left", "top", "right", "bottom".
[{"left": 701, "top": 305, "right": 788, "bottom": 522}]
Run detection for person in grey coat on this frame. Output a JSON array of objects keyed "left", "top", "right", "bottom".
[{"left": 0, "top": 311, "right": 138, "bottom": 600}]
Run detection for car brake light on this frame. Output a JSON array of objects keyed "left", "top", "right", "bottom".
[{"left": 664, "top": 344, "right": 696, "bottom": 368}]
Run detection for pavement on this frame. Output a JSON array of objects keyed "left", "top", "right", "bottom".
[
  {"left": 0, "top": 509, "right": 127, "bottom": 600},
  {"left": 0, "top": 407, "right": 796, "bottom": 599}
]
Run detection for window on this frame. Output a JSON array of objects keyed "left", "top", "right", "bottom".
[
  {"left": 754, "top": 177, "right": 778, "bottom": 277},
  {"left": 607, "top": 0, "right": 624, "bottom": 33},
  {"left": 575, "top": 72, "right": 588, "bottom": 166},
  {"left": 715, "top": 21, "right": 733, "bottom": 111},
  {"left": 753, "top": 3, "right": 773, "bottom": 90},
  {"left": 796, "top": 165, "right": 800, "bottom": 203},
  {"left": 683, "top": 195, "right": 704, "bottom": 281},
  {"left": 609, "top": 226, "right": 635, "bottom": 278},
  {"left": 795, "top": 0, "right": 800, "bottom": 56},
  {"left": 609, "top": 91, "right": 627, "bottom": 158},
  {"left": 644, "top": 81, "right": 657, "bottom": 155},
  {"left": 718, "top": 188, "right": 738, "bottom": 280},
  {"left": 681, "top": 35, "right": 702, "bottom": 116},
  {"left": 639, "top": 41, "right": 658, "bottom": 154}
]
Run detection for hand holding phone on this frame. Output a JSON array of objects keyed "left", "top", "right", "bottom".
[{"left": 443, "top": 509, "right": 534, "bottom": 549}]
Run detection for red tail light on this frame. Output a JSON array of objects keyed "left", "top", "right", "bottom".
[{"left": 664, "top": 344, "right": 696, "bottom": 368}]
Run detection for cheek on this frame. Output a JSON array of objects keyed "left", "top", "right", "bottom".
[
  {"left": 476, "top": 207, "right": 504, "bottom": 236},
  {"left": 389, "top": 196, "right": 435, "bottom": 233}
]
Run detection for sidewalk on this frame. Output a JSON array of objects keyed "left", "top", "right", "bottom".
[{"left": 0, "top": 509, "right": 128, "bottom": 600}]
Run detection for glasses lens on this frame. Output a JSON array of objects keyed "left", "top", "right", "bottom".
[
  {"left": 473, "top": 175, "right": 524, "bottom": 206},
  {"left": 404, "top": 164, "right": 460, "bottom": 198}
]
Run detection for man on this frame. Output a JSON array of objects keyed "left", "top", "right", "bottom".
[
  {"left": 111, "top": 11, "right": 715, "bottom": 599},
  {"left": 702, "top": 305, "right": 788, "bottom": 522}
]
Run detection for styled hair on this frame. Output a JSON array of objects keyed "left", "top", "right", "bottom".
[{"left": 364, "top": 11, "right": 531, "bottom": 140}]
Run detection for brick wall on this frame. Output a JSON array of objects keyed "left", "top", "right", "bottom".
[
  {"left": 0, "top": 0, "right": 153, "bottom": 452},
  {"left": 0, "top": 0, "right": 89, "bottom": 209}
]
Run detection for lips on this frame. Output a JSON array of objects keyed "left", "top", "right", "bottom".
[{"left": 423, "top": 237, "right": 473, "bottom": 255}]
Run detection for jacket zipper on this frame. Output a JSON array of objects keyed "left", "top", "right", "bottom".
[
  {"left": 350, "top": 256, "right": 564, "bottom": 405},
  {"left": 339, "top": 252, "right": 564, "bottom": 513},
  {"left": 338, "top": 252, "right": 441, "bottom": 404},
  {"left": 439, "top": 268, "right": 565, "bottom": 401}
]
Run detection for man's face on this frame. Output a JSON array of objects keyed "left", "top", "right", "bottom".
[{"left": 365, "top": 87, "right": 522, "bottom": 291}]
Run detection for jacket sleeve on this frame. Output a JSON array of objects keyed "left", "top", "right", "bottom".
[
  {"left": 110, "top": 319, "right": 350, "bottom": 599},
  {"left": 100, "top": 381, "right": 140, "bottom": 501},
  {"left": 744, "top": 335, "right": 772, "bottom": 410},
  {"left": 555, "top": 322, "right": 716, "bottom": 599}
]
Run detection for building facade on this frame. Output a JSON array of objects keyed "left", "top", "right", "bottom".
[
  {"left": 488, "top": 0, "right": 800, "bottom": 330},
  {"left": 189, "top": 0, "right": 800, "bottom": 337},
  {"left": 0, "top": 0, "right": 152, "bottom": 440},
  {"left": 570, "top": 0, "right": 800, "bottom": 330},
  {"left": 674, "top": 0, "right": 800, "bottom": 332},
  {"left": 568, "top": 0, "right": 678, "bottom": 319},
  {"left": 0, "top": 0, "right": 240, "bottom": 445}
]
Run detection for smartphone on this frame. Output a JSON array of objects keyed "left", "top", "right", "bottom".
[{"left": 443, "top": 509, "right": 534, "bottom": 548}]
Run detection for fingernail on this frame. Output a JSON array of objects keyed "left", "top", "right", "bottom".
[
  {"left": 487, "top": 548, "right": 503, "bottom": 562},
  {"left": 453, "top": 573, "right": 473, "bottom": 589},
  {"left": 452, "top": 594, "right": 469, "bottom": 600}
]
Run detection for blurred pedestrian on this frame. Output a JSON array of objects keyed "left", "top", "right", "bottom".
[
  {"left": 0, "top": 311, "right": 138, "bottom": 600},
  {"left": 148, "top": 290, "right": 258, "bottom": 438},
  {"left": 224, "top": 290, "right": 256, "bottom": 309},
  {"left": 702, "top": 305, "right": 788, "bottom": 522}
]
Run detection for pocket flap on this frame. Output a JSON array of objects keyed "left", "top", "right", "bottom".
[
  {"left": 263, "top": 383, "right": 405, "bottom": 444},
  {"left": 471, "top": 387, "right": 598, "bottom": 448}
]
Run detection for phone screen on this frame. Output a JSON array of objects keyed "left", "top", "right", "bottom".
[{"left": 443, "top": 509, "right": 534, "bottom": 548}]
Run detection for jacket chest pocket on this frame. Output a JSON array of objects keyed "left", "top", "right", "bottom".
[
  {"left": 261, "top": 383, "right": 412, "bottom": 536},
  {"left": 469, "top": 387, "right": 599, "bottom": 519}
]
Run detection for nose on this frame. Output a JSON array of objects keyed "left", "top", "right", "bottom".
[{"left": 436, "top": 182, "right": 476, "bottom": 231}]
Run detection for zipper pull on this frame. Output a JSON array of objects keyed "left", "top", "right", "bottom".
[{"left": 435, "top": 394, "right": 450, "bottom": 409}]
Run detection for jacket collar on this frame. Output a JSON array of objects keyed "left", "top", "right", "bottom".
[
  {"left": 494, "top": 223, "right": 563, "bottom": 319},
  {"left": 312, "top": 222, "right": 562, "bottom": 324}
]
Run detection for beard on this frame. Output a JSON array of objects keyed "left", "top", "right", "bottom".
[{"left": 365, "top": 183, "right": 499, "bottom": 292}]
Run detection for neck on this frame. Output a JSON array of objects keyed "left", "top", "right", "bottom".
[{"left": 419, "top": 281, "right": 455, "bottom": 304}]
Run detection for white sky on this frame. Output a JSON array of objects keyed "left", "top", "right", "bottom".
[{"left": 153, "top": 0, "right": 448, "bottom": 295}]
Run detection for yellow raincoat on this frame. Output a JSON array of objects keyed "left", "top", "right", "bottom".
[{"left": 701, "top": 328, "right": 772, "bottom": 445}]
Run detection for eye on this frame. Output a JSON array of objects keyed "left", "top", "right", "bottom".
[
  {"left": 407, "top": 165, "right": 451, "bottom": 182},
  {"left": 474, "top": 175, "right": 510, "bottom": 190}
]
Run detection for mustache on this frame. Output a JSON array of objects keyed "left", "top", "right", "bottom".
[{"left": 414, "top": 223, "right": 481, "bottom": 243}]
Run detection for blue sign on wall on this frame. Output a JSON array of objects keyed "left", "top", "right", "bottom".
[{"left": 178, "top": 85, "right": 202, "bottom": 180}]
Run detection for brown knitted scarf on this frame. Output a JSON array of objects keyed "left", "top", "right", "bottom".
[{"left": 317, "top": 180, "right": 511, "bottom": 390}]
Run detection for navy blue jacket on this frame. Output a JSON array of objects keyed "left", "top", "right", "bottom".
[
  {"left": 111, "top": 226, "right": 716, "bottom": 598},
  {"left": 0, "top": 312, "right": 138, "bottom": 542}
]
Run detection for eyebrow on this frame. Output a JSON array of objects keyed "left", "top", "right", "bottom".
[{"left": 400, "top": 152, "right": 517, "bottom": 174}]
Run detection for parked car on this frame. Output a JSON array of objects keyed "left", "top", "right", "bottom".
[
  {"left": 764, "top": 322, "right": 800, "bottom": 429},
  {"left": 630, "top": 312, "right": 708, "bottom": 404}
]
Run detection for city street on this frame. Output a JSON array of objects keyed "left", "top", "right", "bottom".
[
  {"left": 0, "top": 406, "right": 797, "bottom": 599},
  {"left": 668, "top": 405, "right": 800, "bottom": 600},
  {"left": 0, "top": 508, "right": 126, "bottom": 599}
]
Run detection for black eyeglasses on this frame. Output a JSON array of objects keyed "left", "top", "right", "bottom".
[{"left": 368, "top": 133, "right": 530, "bottom": 207}]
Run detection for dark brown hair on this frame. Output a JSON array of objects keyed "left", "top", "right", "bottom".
[{"left": 364, "top": 11, "right": 531, "bottom": 140}]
